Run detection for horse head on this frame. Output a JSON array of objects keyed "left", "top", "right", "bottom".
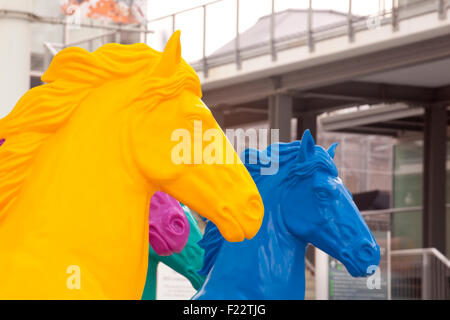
[
  {"left": 127, "top": 31, "right": 263, "bottom": 242},
  {"left": 143, "top": 203, "right": 206, "bottom": 300},
  {"left": 194, "top": 131, "right": 380, "bottom": 299},
  {"left": 279, "top": 130, "right": 380, "bottom": 277},
  {"left": 148, "top": 191, "right": 189, "bottom": 256}
]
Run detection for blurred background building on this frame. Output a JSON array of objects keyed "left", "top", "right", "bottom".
[{"left": 0, "top": 0, "right": 449, "bottom": 300}]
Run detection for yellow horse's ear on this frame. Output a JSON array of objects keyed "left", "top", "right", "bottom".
[{"left": 152, "top": 30, "right": 182, "bottom": 78}]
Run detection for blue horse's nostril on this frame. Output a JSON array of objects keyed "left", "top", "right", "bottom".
[
  {"left": 358, "top": 243, "right": 378, "bottom": 263},
  {"left": 0, "top": 139, "right": 5, "bottom": 146}
]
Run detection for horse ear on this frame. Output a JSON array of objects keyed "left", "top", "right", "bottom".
[
  {"left": 327, "top": 142, "right": 338, "bottom": 159},
  {"left": 298, "top": 129, "right": 315, "bottom": 162},
  {"left": 152, "top": 30, "right": 182, "bottom": 78}
]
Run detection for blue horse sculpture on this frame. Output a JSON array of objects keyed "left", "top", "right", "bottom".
[{"left": 193, "top": 130, "right": 380, "bottom": 300}]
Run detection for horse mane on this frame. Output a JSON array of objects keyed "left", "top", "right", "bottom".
[
  {"left": 198, "top": 140, "right": 338, "bottom": 276},
  {"left": 243, "top": 140, "right": 338, "bottom": 180},
  {"left": 0, "top": 43, "right": 201, "bottom": 219}
]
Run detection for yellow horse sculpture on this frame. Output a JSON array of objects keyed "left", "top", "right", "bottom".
[{"left": 0, "top": 31, "right": 263, "bottom": 299}]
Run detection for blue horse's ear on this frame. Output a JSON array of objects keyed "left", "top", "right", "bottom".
[
  {"left": 327, "top": 142, "right": 338, "bottom": 159},
  {"left": 299, "top": 129, "right": 315, "bottom": 162}
]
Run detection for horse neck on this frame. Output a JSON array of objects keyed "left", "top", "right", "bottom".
[
  {"left": 217, "top": 173, "right": 307, "bottom": 295},
  {"left": 259, "top": 173, "right": 308, "bottom": 263},
  {"left": 154, "top": 239, "right": 206, "bottom": 290},
  {"left": 17, "top": 97, "right": 152, "bottom": 221}
]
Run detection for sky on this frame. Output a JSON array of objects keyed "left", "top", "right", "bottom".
[{"left": 146, "top": 0, "right": 392, "bottom": 61}]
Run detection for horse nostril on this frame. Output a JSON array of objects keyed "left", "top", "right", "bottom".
[
  {"left": 168, "top": 214, "right": 186, "bottom": 235},
  {"left": 358, "top": 243, "right": 377, "bottom": 262},
  {"left": 0, "top": 139, "right": 5, "bottom": 146},
  {"left": 247, "top": 197, "right": 263, "bottom": 221}
]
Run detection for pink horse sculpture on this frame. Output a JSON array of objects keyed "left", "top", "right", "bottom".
[{"left": 148, "top": 191, "right": 190, "bottom": 256}]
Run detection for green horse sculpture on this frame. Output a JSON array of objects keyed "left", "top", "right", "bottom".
[{"left": 142, "top": 205, "right": 205, "bottom": 300}]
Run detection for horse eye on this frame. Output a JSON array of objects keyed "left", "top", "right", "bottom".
[
  {"left": 339, "top": 224, "right": 355, "bottom": 240},
  {"left": 187, "top": 115, "right": 203, "bottom": 123},
  {"left": 315, "top": 189, "right": 329, "bottom": 200}
]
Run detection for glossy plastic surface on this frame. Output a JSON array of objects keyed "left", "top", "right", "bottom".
[
  {"left": 0, "top": 31, "right": 263, "bottom": 299},
  {"left": 148, "top": 191, "right": 189, "bottom": 256},
  {"left": 142, "top": 204, "right": 206, "bottom": 300},
  {"left": 193, "top": 130, "right": 381, "bottom": 300}
]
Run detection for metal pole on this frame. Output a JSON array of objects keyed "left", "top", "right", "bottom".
[
  {"left": 143, "top": 23, "right": 147, "bottom": 44},
  {"left": 101, "top": 19, "right": 108, "bottom": 49},
  {"left": 308, "top": 0, "right": 314, "bottom": 52},
  {"left": 423, "top": 105, "right": 447, "bottom": 254},
  {"left": 270, "top": 0, "right": 276, "bottom": 61},
  {"left": 172, "top": 14, "right": 176, "bottom": 34},
  {"left": 387, "top": 230, "right": 392, "bottom": 300},
  {"left": 348, "top": 0, "right": 354, "bottom": 42},
  {"left": 439, "top": 0, "right": 447, "bottom": 20},
  {"left": 202, "top": 5, "right": 208, "bottom": 78},
  {"left": 269, "top": 94, "right": 292, "bottom": 142},
  {"left": 422, "top": 253, "right": 431, "bottom": 299},
  {"left": 235, "top": 0, "right": 241, "bottom": 69},
  {"left": 392, "top": 0, "right": 399, "bottom": 31},
  {"left": 63, "top": 19, "right": 68, "bottom": 47},
  {"left": 115, "top": 26, "right": 121, "bottom": 44}
]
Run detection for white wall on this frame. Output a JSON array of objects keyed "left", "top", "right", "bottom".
[
  {"left": 0, "top": 0, "right": 32, "bottom": 118},
  {"left": 315, "top": 247, "right": 329, "bottom": 299}
]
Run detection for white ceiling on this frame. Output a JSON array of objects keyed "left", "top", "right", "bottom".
[{"left": 358, "top": 57, "right": 450, "bottom": 88}]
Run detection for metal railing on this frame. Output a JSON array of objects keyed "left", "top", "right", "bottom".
[
  {"left": 44, "top": 31, "right": 117, "bottom": 56},
  {"left": 361, "top": 205, "right": 423, "bottom": 217},
  {"left": 41, "top": 21, "right": 149, "bottom": 73},
  {"left": 0, "top": 8, "right": 152, "bottom": 75},
  {"left": 147, "top": 0, "right": 447, "bottom": 77},
  {"left": 359, "top": 206, "right": 450, "bottom": 300},
  {"left": 391, "top": 248, "right": 450, "bottom": 299},
  {"left": 0, "top": 9, "right": 152, "bottom": 34}
]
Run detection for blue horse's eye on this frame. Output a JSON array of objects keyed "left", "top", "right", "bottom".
[
  {"left": 0, "top": 139, "right": 5, "bottom": 147},
  {"left": 315, "top": 189, "right": 329, "bottom": 200}
]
